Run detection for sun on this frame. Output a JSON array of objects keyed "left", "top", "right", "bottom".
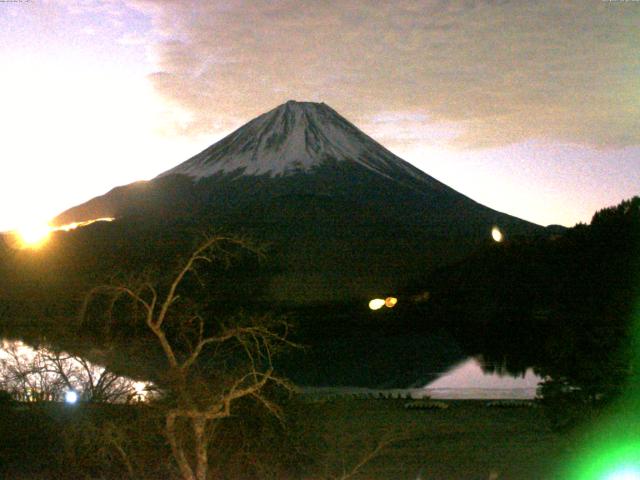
[
  {"left": 4, "top": 217, "right": 116, "bottom": 250},
  {"left": 13, "top": 222, "right": 52, "bottom": 249}
]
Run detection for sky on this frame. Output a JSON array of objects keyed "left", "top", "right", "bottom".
[{"left": 0, "top": 0, "right": 638, "bottom": 232}]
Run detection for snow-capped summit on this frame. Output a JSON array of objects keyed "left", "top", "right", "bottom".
[{"left": 159, "top": 100, "right": 428, "bottom": 183}]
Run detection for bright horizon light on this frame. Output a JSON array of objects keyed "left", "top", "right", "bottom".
[
  {"left": 7, "top": 217, "right": 115, "bottom": 250},
  {"left": 13, "top": 221, "right": 52, "bottom": 249},
  {"left": 0, "top": 54, "right": 202, "bottom": 234},
  {"left": 1, "top": 2, "right": 638, "bottom": 233}
]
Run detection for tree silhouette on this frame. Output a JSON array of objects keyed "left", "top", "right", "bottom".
[{"left": 82, "top": 235, "right": 294, "bottom": 480}]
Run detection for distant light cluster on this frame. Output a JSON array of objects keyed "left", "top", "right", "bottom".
[{"left": 369, "top": 297, "right": 398, "bottom": 311}]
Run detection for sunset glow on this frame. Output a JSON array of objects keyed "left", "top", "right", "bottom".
[
  {"left": 56, "top": 217, "right": 116, "bottom": 232},
  {"left": 14, "top": 222, "right": 52, "bottom": 249},
  {"left": 0, "top": 1, "right": 637, "bottom": 230},
  {"left": 0, "top": 3, "right": 637, "bottom": 479},
  {"left": 9, "top": 217, "right": 115, "bottom": 250}
]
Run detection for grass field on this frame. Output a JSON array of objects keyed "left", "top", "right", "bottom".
[{"left": 294, "top": 398, "right": 572, "bottom": 480}]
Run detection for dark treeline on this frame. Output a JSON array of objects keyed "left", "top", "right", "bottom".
[{"left": 402, "top": 196, "right": 640, "bottom": 405}]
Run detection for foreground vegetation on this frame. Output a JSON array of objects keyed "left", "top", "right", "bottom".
[
  {"left": 1, "top": 395, "right": 577, "bottom": 479},
  {"left": 405, "top": 197, "right": 640, "bottom": 413},
  {"left": 0, "top": 197, "right": 637, "bottom": 478}
]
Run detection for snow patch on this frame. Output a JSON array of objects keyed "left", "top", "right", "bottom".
[{"left": 158, "top": 101, "right": 433, "bottom": 185}]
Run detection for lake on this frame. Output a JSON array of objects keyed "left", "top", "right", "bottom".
[
  {"left": 301, "top": 357, "right": 542, "bottom": 400},
  {"left": 0, "top": 337, "right": 542, "bottom": 401},
  {"left": 0, "top": 338, "right": 153, "bottom": 403}
]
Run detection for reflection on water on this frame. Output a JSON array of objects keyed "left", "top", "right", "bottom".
[
  {"left": 1, "top": 338, "right": 540, "bottom": 402},
  {"left": 301, "top": 357, "right": 543, "bottom": 400},
  {"left": 423, "top": 358, "right": 543, "bottom": 399},
  {"left": 0, "top": 339, "right": 154, "bottom": 403}
]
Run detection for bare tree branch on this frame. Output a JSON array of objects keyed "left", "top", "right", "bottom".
[{"left": 79, "top": 234, "right": 292, "bottom": 480}]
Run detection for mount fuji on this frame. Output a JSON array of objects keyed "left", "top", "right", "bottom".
[
  {"left": 160, "top": 100, "right": 440, "bottom": 183},
  {"left": 54, "top": 100, "right": 543, "bottom": 305}
]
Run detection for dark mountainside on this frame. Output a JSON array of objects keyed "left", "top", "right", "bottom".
[
  {"left": 1, "top": 101, "right": 553, "bottom": 387},
  {"left": 52, "top": 101, "right": 544, "bottom": 305}
]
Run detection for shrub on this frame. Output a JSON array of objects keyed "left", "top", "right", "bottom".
[{"left": 404, "top": 400, "right": 448, "bottom": 410}]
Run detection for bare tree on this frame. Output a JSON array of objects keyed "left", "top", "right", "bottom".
[
  {"left": 0, "top": 340, "right": 144, "bottom": 403},
  {"left": 83, "top": 235, "right": 294, "bottom": 480},
  {"left": 0, "top": 341, "right": 65, "bottom": 401},
  {"left": 309, "top": 428, "right": 405, "bottom": 480},
  {"left": 41, "top": 350, "right": 146, "bottom": 403}
]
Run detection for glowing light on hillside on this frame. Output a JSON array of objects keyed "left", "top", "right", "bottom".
[
  {"left": 369, "top": 297, "right": 399, "bottom": 310},
  {"left": 8, "top": 217, "right": 115, "bottom": 249},
  {"left": 56, "top": 217, "right": 115, "bottom": 232},
  {"left": 14, "top": 221, "right": 51, "bottom": 248},
  {"left": 369, "top": 299, "right": 386, "bottom": 310},
  {"left": 491, "top": 226, "right": 504, "bottom": 242}
]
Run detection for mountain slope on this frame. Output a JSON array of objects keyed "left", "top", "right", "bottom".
[
  {"left": 159, "top": 100, "right": 438, "bottom": 184},
  {"left": 53, "top": 100, "right": 543, "bottom": 305}
]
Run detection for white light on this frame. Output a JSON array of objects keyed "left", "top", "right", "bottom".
[
  {"left": 65, "top": 391, "right": 78, "bottom": 404},
  {"left": 369, "top": 299, "right": 385, "bottom": 310},
  {"left": 491, "top": 226, "right": 504, "bottom": 242},
  {"left": 605, "top": 467, "right": 640, "bottom": 480}
]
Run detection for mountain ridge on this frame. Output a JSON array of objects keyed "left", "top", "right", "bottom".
[
  {"left": 52, "top": 100, "right": 545, "bottom": 305},
  {"left": 158, "top": 100, "right": 439, "bottom": 186},
  {"left": 55, "top": 100, "right": 538, "bottom": 231}
]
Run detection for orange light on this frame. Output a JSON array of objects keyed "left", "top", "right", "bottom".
[
  {"left": 13, "top": 222, "right": 52, "bottom": 249},
  {"left": 8, "top": 217, "right": 115, "bottom": 250},
  {"left": 385, "top": 297, "right": 398, "bottom": 308},
  {"left": 56, "top": 217, "right": 115, "bottom": 232}
]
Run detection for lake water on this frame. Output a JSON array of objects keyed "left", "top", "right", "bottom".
[
  {"left": 302, "top": 357, "right": 543, "bottom": 400},
  {"left": 0, "top": 339, "right": 153, "bottom": 402},
  {"left": 421, "top": 358, "right": 542, "bottom": 399},
  {"left": 0, "top": 338, "right": 542, "bottom": 401}
]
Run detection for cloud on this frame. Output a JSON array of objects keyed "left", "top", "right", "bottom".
[
  {"left": 128, "top": 0, "right": 640, "bottom": 148},
  {"left": 364, "top": 111, "right": 462, "bottom": 150}
]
